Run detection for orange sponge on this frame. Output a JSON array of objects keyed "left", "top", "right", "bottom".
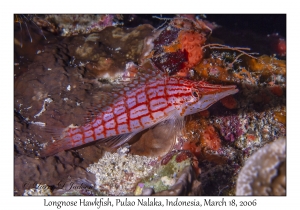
[
  {"left": 201, "top": 125, "right": 221, "bottom": 151},
  {"left": 179, "top": 30, "right": 206, "bottom": 69}
]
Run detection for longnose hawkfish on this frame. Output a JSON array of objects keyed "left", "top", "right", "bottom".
[{"left": 41, "top": 68, "right": 238, "bottom": 157}]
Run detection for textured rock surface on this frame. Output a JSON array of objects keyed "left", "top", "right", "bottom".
[{"left": 14, "top": 150, "right": 98, "bottom": 195}]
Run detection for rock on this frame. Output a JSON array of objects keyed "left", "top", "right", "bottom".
[{"left": 14, "top": 152, "right": 96, "bottom": 196}]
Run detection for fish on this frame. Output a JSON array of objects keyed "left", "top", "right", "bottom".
[{"left": 41, "top": 68, "right": 238, "bottom": 157}]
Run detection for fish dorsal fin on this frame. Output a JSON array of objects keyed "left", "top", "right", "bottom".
[
  {"left": 84, "top": 61, "right": 165, "bottom": 124},
  {"left": 112, "top": 61, "right": 165, "bottom": 94}
]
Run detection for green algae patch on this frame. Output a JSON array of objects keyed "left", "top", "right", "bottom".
[{"left": 136, "top": 151, "right": 193, "bottom": 194}]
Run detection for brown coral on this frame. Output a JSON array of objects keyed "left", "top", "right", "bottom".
[{"left": 236, "top": 137, "right": 286, "bottom": 195}]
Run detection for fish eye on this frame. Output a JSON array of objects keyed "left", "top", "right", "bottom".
[{"left": 191, "top": 89, "right": 200, "bottom": 98}]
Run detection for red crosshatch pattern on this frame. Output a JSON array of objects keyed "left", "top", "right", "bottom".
[{"left": 42, "top": 77, "right": 237, "bottom": 156}]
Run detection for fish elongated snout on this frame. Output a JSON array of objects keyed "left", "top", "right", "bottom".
[{"left": 196, "top": 85, "right": 239, "bottom": 111}]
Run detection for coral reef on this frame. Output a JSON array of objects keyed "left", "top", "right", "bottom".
[
  {"left": 201, "top": 125, "right": 222, "bottom": 151},
  {"left": 148, "top": 18, "right": 208, "bottom": 76},
  {"left": 236, "top": 137, "right": 286, "bottom": 195},
  {"left": 34, "top": 15, "right": 122, "bottom": 36},
  {"left": 247, "top": 55, "right": 286, "bottom": 76},
  {"left": 14, "top": 15, "right": 286, "bottom": 196},
  {"left": 215, "top": 115, "right": 245, "bottom": 142}
]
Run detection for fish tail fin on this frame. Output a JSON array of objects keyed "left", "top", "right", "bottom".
[{"left": 40, "top": 127, "right": 74, "bottom": 157}]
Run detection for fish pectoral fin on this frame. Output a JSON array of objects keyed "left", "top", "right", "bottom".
[
  {"left": 98, "top": 132, "right": 138, "bottom": 148},
  {"left": 151, "top": 111, "right": 185, "bottom": 149}
]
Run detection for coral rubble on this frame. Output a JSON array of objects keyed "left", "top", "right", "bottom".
[{"left": 87, "top": 151, "right": 157, "bottom": 195}]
